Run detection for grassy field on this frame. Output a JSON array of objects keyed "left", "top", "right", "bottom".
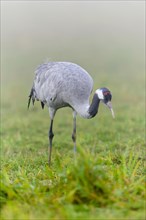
[{"left": 1, "top": 60, "right": 145, "bottom": 219}]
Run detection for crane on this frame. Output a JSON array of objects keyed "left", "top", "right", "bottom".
[{"left": 28, "top": 62, "right": 115, "bottom": 166}]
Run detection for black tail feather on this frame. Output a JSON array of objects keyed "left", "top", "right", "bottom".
[
  {"left": 41, "top": 102, "right": 44, "bottom": 109},
  {"left": 28, "top": 87, "right": 44, "bottom": 110},
  {"left": 28, "top": 88, "right": 35, "bottom": 109}
]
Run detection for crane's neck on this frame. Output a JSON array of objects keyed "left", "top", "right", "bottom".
[
  {"left": 88, "top": 93, "right": 100, "bottom": 118},
  {"left": 74, "top": 93, "right": 100, "bottom": 119}
]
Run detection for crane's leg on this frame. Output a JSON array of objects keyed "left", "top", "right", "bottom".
[
  {"left": 48, "top": 119, "right": 54, "bottom": 166},
  {"left": 72, "top": 111, "right": 77, "bottom": 154}
]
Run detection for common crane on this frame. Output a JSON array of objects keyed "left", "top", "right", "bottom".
[{"left": 28, "top": 62, "right": 115, "bottom": 165}]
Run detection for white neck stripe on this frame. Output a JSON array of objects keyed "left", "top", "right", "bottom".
[{"left": 95, "top": 89, "right": 104, "bottom": 99}]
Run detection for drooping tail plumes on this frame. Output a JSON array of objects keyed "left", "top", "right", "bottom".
[{"left": 28, "top": 87, "right": 35, "bottom": 109}]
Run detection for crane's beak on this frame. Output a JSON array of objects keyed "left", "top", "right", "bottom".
[{"left": 106, "top": 101, "right": 115, "bottom": 119}]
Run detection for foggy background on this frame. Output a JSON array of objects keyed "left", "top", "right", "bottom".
[{"left": 1, "top": 1, "right": 145, "bottom": 107}]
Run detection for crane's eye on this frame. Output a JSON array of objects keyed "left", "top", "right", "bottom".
[
  {"left": 103, "top": 92, "right": 112, "bottom": 103},
  {"left": 103, "top": 91, "right": 110, "bottom": 96}
]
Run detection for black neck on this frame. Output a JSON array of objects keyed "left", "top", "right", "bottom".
[{"left": 88, "top": 93, "right": 100, "bottom": 118}]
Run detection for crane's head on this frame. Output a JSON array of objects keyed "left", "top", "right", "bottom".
[{"left": 95, "top": 87, "right": 115, "bottom": 118}]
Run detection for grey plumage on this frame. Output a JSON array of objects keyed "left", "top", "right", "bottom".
[
  {"left": 28, "top": 61, "right": 114, "bottom": 165},
  {"left": 32, "top": 62, "right": 93, "bottom": 118}
]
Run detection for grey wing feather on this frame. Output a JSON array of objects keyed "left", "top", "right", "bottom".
[{"left": 30, "top": 62, "right": 93, "bottom": 110}]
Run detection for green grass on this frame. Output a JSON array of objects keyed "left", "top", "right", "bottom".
[{"left": 1, "top": 64, "right": 145, "bottom": 220}]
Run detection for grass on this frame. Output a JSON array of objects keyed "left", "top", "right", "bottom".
[{"left": 0, "top": 59, "right": 145, "bottom": 219}]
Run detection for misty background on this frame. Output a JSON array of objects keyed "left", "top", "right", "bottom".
[{"left": 1, "top": 1, "right": 145, "bottom": 110}]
